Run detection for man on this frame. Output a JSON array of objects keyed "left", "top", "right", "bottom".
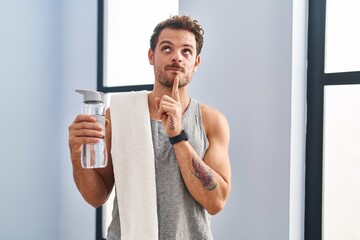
[{"left": 69, "top": 15, "right": 231, "bottom": 239}]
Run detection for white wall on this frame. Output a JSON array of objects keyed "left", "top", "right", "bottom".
[
  {"left": 59, "top": 0, "right": 98, "bottom": 239},
  {"left": 0, "top": 0, "right": 98, "bottom": 239},
  {"left": 0, "top": 0, "right": 306, "bottom": 239},
  {"left": 0, "top": 0, "right": 62, "bottom": 239}
]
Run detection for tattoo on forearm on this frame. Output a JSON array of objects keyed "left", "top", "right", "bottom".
[
  {"left": 191, "top": 158, "right": 217, "bottom": 190},
  {"left": 170, "top": 116, "right": 175, "bottom": 131}
]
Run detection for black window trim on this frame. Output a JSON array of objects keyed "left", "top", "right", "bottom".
[{"left": 306, "top": 0, "right": 360, "bottom": 239}]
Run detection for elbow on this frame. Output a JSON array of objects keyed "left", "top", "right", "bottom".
[
  {"left": 89, "top": 201, "right": 104, "bottom": 209},
  {"left": 207, "top": 183, "right": 231, "bottom": 215},
  {"left": 84, "top": 197, "right": 106, "bottom": 209},
  {"left": 81, "top": 191, "right": 109, "bottom": 209},
  {"left": 207, "top": 199, "right": 226, "bottom": 216}
]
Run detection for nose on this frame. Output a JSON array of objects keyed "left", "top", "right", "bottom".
[{"left": 171, "top": 51, "right": 182, "bottom": 63}]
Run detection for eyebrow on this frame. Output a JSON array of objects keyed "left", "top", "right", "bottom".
[{"left": 159, "top": 40, "right": 195, "bottom": 50}]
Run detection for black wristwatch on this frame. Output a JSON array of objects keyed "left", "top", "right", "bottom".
[{"left": 169, "top": 130, "right": 188, "bottom": 145}]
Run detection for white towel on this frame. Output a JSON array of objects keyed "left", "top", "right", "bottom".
[{"left": 110, "top": 91, "right": 158, "bottom": 240}]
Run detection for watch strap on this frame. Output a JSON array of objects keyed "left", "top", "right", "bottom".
[{"left": 169, "top": 130, "right": 188, "bottom": 145}]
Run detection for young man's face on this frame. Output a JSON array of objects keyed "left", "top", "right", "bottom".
[{"left": 148, "top": 28, "right": 200, "bottom": 89}]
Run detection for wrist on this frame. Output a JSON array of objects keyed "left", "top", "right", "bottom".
[{"left": 169, "top": 130, "right": 188, "bottom": 145}]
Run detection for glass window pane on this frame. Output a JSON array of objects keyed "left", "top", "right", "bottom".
[
  {"left": 323, "top": 84, "right": 360, "bottom": 239},
  {"left": 104, "top": 0, "right": 178, "bottom": 87},
  {"left": 325, "top": 0, "right": 360, "bottom": 73}
]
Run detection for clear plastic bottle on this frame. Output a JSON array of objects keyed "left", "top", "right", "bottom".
[{"left": 76, "top": 89, "right": 108, "bottom": 168}]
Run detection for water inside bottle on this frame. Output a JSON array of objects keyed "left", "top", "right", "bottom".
[{"left": 81, "top": 115, "right": 108, "bottom": 168}]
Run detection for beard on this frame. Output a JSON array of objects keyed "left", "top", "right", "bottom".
[{"left": 154, "top": 63, "right": 192, "bottom": 88}]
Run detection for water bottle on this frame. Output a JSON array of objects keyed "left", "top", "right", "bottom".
[{"left": 76, "top": 89, "right": 108, "bottom": 168}]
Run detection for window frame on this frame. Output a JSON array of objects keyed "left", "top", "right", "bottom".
[
  {"left": 306, "top": 0, "right": 360, "bottom": 239},
  {"left": 96, "top": 0, "right": 154, "bottom": 95}
]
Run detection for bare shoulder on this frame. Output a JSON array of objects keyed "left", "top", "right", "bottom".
[{"left": 200, "top": 103, "right": 230, "bottom": 140}]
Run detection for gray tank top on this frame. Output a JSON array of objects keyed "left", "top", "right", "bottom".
[{"left": 107, "top": 98, "right": 212, "bottom": 240}]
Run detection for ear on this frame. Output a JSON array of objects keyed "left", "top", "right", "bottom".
[
  {"left": 148, "top": 48, "right": 154, "bottom": 65},
  {"left": 193, "top": 55, "right": 201, "bottom": 72}
]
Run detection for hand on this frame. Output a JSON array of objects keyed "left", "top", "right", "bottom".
[
  {"left": 155, "top": 76, "right": 183, "bottom": 137},
  {"left": 68, "top": 115, "right": 105, "bottom": 158}
]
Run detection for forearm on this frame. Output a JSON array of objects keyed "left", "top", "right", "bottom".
[
  {"left": 70, "top": 149, "right": 110, "bottom": 208},
  {"left": 173, "top": 141, "right": 231, "bottom": 215}
]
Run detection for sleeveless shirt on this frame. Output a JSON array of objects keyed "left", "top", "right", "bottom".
[{"left": 107, "top": 98, "right": 212, "bottom": 240}]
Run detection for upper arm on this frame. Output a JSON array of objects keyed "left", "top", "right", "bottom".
[{"left": 201, "top": 104, "right": 231, "bottom": 184}]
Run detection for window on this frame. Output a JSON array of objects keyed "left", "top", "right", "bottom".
[
  {"left": 98, "top": 0, "right": 178, "bottom": 92},
  {"left": 325, "top": 0, "right": 360, "bottom": 73},
  {"left": 306, "top": 0, "right": 360, "bottom": 239}
]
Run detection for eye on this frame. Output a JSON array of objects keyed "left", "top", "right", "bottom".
[
  {"left": 161, "top": 46, "right": 171, "bottom": 53},
  {"left": 182, "top": 48, "right": 192, "bottom": 56}
]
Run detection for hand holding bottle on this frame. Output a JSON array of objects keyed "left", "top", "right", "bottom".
[
  {"left": 68, "top": 114, "right": 104, "bottom": 158},
  {"left": 69, "top": 89, "right": 108, "bottom": 168}
]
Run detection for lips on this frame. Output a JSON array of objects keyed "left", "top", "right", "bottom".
[
  {"left": 167, "top": 67, "right": 181, "bottom": 71},
  {"left": 165, "top": 65, "right": 184, "bottom": 72}
]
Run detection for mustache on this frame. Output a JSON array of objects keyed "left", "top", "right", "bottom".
[{"left": 165, "top": 63, "right": 184, "bottom": 72}]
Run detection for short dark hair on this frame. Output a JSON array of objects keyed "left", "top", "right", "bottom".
[{"left": 150, "top": 15, "right": 204, "bottom": 55}]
